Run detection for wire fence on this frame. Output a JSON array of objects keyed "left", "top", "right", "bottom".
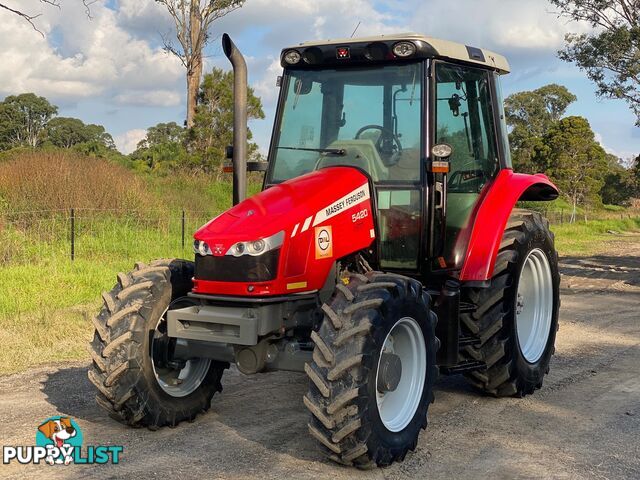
[
  {"left": 1, "top": 207, "right": 638, "bottom": 267},
  {"left": 540, "top": 208, "right": 638, "bottom": 226},
  {"left": 0, "top": 208, "right": 214, "bottom": 266}
]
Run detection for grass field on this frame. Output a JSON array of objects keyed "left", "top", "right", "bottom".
[
  {"left": 0, "top": 151, "right": 639, "bottom": 374},
  {"left": 552, "top": 217, "right": 640, "bottom": 256},
  {"left": 0, "top": 216, "right": 209, "bottom": 374}
]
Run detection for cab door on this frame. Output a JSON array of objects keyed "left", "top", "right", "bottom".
[{"left": 431, "top": 62, "right": 501, "bottom": 271}]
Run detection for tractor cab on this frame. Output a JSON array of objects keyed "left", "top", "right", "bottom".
[{"left": 265, "top": 34, "right": 513, "bottom": 276}]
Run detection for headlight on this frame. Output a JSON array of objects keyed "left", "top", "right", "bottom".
[
  {"left": 193, "top": 240, "right": 212, "bottom": 256},
  {"left": 392, "top": 41, "right": 416, "bottom": 58},
  {"left": 226, "top": 231, "right": 284, "bottom": 257},
  {"left": 283, "top": 50, "right": 301, "bottom": 65}
]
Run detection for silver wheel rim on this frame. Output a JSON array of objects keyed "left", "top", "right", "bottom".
[
  {"left": 516, "top": 248, "right": 553, "bottom": 363},
  {"left": 151, "top": 309, "right": 211, "bottom": 398},
  {"left": 375, "top": 317, "right": 426, "bottom": 432}
]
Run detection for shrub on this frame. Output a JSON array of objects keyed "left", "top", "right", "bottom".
[{"left": 0, "top": 150, "right": 154, "bottom": 214}]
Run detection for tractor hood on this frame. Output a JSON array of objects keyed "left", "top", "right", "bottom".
[
  {"left": 195, "top": 166, "right": 370, "bottom": 246},
  {"left": 192, "top": 166, "right": 376, "bottom": 297}
]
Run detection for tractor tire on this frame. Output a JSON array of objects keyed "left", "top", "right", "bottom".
[
  {"left": 459, "top": 209, "right": 560, "bottom": 397},
  {"left": 304, "top": 271, "right": 438, "bottom": 468},
  {"left": 88, "top": 259, "right": 228, "bottom": 429}
]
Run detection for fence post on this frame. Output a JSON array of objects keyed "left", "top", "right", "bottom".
[
  {"left": 70, "top": 208, "right": 75, "bottom": 261},
  {"left": 181, "top": 209, "right": 185, "bottom": 250},
  {"left": 560, "top": 209, "right": 564, "bottom": 224}
]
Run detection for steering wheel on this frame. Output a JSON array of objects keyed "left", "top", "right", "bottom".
[{"left": 354, "top": 125, "right": 402, "bottom": 166}]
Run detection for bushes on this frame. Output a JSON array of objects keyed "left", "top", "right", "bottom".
[{"left": 0, "top": 150, "right": 154, "bottom": 213}]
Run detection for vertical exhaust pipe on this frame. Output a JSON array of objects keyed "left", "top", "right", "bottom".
[{"left": 222, "top": 33, "right": 247, "bottom": 205}]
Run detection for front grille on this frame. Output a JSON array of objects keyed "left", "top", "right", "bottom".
[{"left": 195, "top": 249, "right": 280, "bottom": 282}]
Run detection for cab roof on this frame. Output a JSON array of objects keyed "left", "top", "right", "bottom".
[{"left": 283, "top": 32, "right": 510, "bottom": 74}]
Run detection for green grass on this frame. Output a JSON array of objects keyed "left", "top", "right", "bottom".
[
  {"left": 552, "top": 217, "right": 640, "bottom": 256},
  {"left": 0, "top": 216, "right": 205, "bottom": 374},
  {"left": 0, "top": 153, "right": 267, "bottom": 373}
]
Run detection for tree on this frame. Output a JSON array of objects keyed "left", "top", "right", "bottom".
[
  {"left": 189, "top": 67, "right": 264, "bottom": 173},
  {"left": 600, "top": 153, "right": 636, "bottom": 205},
  {"left": 157, "top": 0, "right": 245, "bottom": 128},
  {"left": 505, "top": 84, "right": 577, "bottom": 137},
  {"left": 137, "top": 121, "right": 186, "bottom": 150},
  {"left": 44, "top": 116, "right": 115, "bottom": 150},
  {"left": 535, "top": 116, "right": 608, "bottom": 221},
  {"left": 505, "top": 84, "right": 577, "bottom": 173},
  {"left": 0, "top": 93, "right": 57, "bottom": 149},
  {"left": 549, "top": 0, "right": 640, "bottom": 125},
  {"left": 130, "top": 122, "right": 189, "bottom": 172},
  {"left": 632, "top": 153, "right": 640, "bottom": 195}
]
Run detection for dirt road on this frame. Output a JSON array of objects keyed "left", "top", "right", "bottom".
[{"left": 2, "top": 236, "right": 639, "bottom": 479}]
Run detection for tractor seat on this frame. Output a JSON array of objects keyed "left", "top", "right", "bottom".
[
  {"left": 315, "top": 139, "right": 388, "bottom": 182},
  {"left": 388, "top": 148, "right": 420, "bottom": 181}
]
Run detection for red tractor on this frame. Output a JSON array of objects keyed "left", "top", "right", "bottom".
[{"left": 89, "top": 33, "right": 560, "bottom": 468}]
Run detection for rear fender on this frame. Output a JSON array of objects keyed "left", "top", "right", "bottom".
[{"left": 459, "top": 169, "right": 558, "bottom": 282}]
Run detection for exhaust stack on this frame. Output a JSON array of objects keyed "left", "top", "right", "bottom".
[{"left": 222, "top": 33, "right": 247, "bottom": 205}]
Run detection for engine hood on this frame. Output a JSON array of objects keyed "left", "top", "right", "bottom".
[
  {"left": 192, "top": 166, "right": 376, "bottom": 296},
  {"left": 194, "top": 166, "right": 370, "bottom": 247}
]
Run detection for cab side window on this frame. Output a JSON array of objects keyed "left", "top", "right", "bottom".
[
  {"left": 436, "top": 63, "right": 498, "bottom": 192},
  {"left": 435, "top": 63, "right": 499, "bottom": 266}
]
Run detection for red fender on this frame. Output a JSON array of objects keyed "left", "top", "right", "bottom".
[{"left": 459, "top": 169, "right": 558, "bottom": 282}]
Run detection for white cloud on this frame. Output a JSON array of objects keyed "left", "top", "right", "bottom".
[
  {"left": 0, "top": 1, "right": 183, "bottom": 106},
  {"left": 252, "top": 58, "right": 282, "bottom": 104},
  {"left": 595, "top": 132, "right": 636, "bottom": 163},
  {"left": 114, "top": 128, "right": 147, "bottom": 154},
  {"left": 408, "top": 0, "right": 592, "bottom": 54},
  {"left": 116, "top": 0, "right": 173, "bottom": 39},
  {"left": 114, "top": 90, "right": 181, "bottom": 107}
]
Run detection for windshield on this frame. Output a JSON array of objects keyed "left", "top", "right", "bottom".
[{"left": 268, "top": 63, "right": 423, "bottom": 183}]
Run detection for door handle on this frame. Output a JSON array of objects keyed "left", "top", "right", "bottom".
[{"left": 435, "top": 181, "right": 444, "bottom": 209}]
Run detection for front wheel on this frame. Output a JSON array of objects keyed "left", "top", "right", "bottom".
[
  {"left": 88, "top": 259, "right": 228, "bottom": 428},
  {"left": 304, "top": 272, "right": 438, "bottom": 468}
]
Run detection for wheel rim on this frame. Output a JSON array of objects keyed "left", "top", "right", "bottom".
[
  {"left": 375, "top": 317, "right": 426, "bottom": 432},
  {"left": 151, "top": 309, "right": 211, "bottom": 398},
  {"left": 516, "top": 248, "right": 553, "bottom": 363}
]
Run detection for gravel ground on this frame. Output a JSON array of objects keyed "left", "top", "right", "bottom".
[{"left": 1, "top": 236, "right": 639, "bottom": 479}]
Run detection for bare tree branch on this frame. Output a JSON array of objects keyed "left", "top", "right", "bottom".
[
  {"left": 0, "top": 0, "right": 94, "bottom": 35},
  {"left": 0, "top": 3, "right": 45, "bottom": 36}
]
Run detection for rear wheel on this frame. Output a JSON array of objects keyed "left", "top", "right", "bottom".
[
  {"left": 304, "top": 272, "right": 438, "bottom": 468},
  {"left": 88, "top": 259, "right": 228, "bottom": 428},
  {"left": 459, "top": 210, "right": 560, "bottom": 396}
]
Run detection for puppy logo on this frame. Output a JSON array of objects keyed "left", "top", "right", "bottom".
[{"left": 36, "top": 416, "right": 82, "bottom": 465}]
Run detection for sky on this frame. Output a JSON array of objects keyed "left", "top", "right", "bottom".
[{"left": 0, "top": 0, "right": 637, "bottom": 161}]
